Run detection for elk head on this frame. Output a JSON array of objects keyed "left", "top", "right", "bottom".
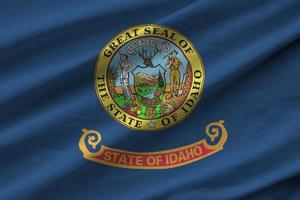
[{"left": 137, "top": 46, "right": 160, "bottom": 67}]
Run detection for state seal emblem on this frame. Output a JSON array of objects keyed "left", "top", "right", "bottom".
[{"left": 95, "top": 24, "right": 205, "bottom": 131}]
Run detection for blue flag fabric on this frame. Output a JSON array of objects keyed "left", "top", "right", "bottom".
[{"left": 1, "top": 0, "right": 300, "bottom": 199}]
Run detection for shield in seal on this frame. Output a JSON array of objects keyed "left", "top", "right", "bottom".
[{"left": 132, "top": 64, "right": 166, "bottom": 118}]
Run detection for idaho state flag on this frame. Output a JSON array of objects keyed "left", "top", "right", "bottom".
[{"left": 1, "top": 0, "right": 300, "bottom": 200}]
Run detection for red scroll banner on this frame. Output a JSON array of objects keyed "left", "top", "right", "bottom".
[{"left": 79, "top": 120, "right": 228, "bottom": 169}]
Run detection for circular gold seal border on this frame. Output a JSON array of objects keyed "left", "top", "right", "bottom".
[{"left": 95, "top": 24, "right": 205, "bottom": 131}]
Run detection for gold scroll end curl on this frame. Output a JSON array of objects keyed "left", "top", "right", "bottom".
[
  {"left": 79, "top": 129, "right": 103, "bottom": 157},
  {"left": 204, "top": 120, "right": 228, "bottom": 150}
]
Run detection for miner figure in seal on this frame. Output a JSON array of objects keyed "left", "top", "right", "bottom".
[{"left": 165, "top": 50, "right": 183, "bottom": 97}]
